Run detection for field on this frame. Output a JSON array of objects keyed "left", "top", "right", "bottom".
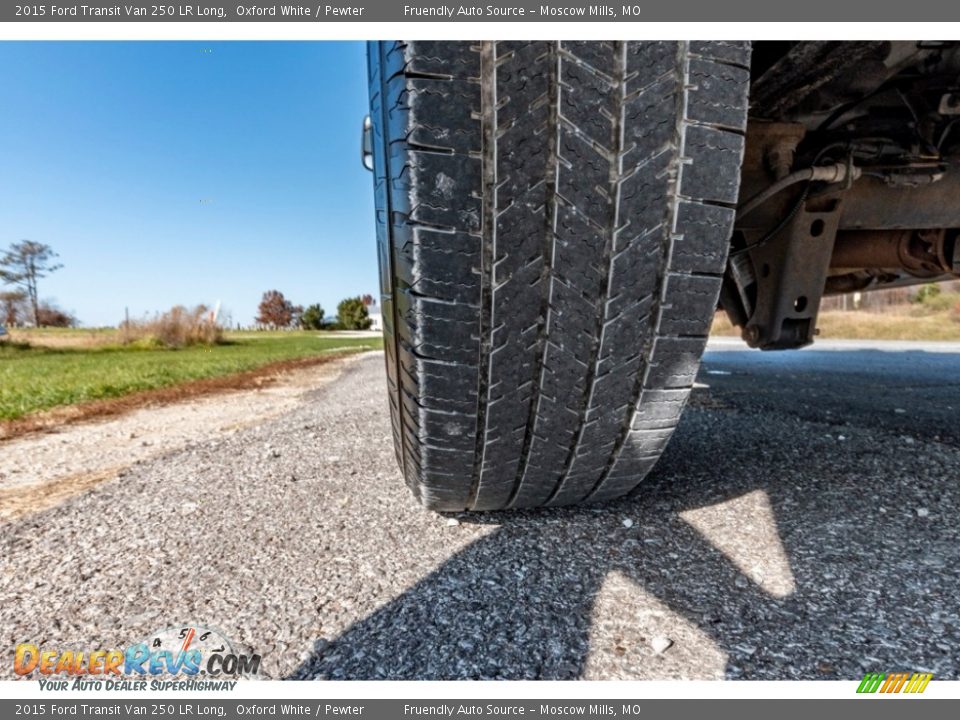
[
  {"left": 0, "top": 330, "right": 382, "bottom": 422},
  {"left": 711, "top": 307, "right": 960, "bottom": 341},
  {"left": 4, "top": 296, "right": 959, "bottom": 424}
]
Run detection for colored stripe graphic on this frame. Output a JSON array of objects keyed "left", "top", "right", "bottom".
[
  {"left": 857, "top": 672, "right": 932, "bottom": 694},
  {"left": 857, "top": 673, "right": 885, "bottom": 693},
  {"left": 887, "top": 673, "right": 908, "bottom": 693},
  {"left": 906, "top": 673, "right": 933, "bottom": 694}
]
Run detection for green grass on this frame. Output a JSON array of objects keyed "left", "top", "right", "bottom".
[{"left": 0, "top": 332, "right": 382, "bottom": 421}]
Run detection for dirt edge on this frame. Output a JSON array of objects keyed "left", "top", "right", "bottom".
[{"left": 0, "top": 351, "right": 365, "bottom": 443}]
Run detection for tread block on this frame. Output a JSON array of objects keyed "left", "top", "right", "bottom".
[
  {"left": 690, "top": 40, "right": 751, "bottom": 68},
  {"left": 629, "top": 390, "right": 689, "bottom": 430},
  {"left": 687, "top": 58, "right": 751, "bottom": 131},
  {"left": 398, "top": 41, "right": 481, "bottom": 79},
  {"left": 557, "top": 125, "right": 611, "bottom": 228},
  {"left": 680, "top": 124, "right": 745, "bottom": 205},
  {"left": 645, "top": 336, "right": 709, "bottom": 388},
  {"left": 624, "top": 42, "right": 678, "bottom": 94},
  {"left": 394, "top": 228, "right": 481, "bottom": 302},
  {"left": 659, "top": 273, "right": 723, "bottom": 336},
  {"left": 400, "top": 152, "right": 482, "bottom": 230},
  {"left": 672, "top": 201, "right": 735, "bottom": 275}
]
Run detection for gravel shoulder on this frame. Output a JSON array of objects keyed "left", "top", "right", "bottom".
[
  {"left": 1, "top": 346, "right": 958, "bottom": 681},
  {"left": 0, "top": 353, "right": 365, "bottom": 520}
]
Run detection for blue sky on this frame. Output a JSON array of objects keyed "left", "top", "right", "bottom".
[{"left": 0, "top": 41, "right": 376, "bottom": 327}]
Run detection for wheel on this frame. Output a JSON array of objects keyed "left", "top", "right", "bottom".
[{"left": 367, "top": 41, "right": 750, "bottom": 511}]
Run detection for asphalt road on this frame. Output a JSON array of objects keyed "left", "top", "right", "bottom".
[{"left": 2, "top": 341, "right": 958, "bottom": 680}]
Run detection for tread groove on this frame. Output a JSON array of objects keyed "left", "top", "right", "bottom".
[
  {"left": 505, "top": 42, "right": 562, "bottom": 510},
  {"left": 582, "top": 41, "right": 692, "bottom": 503},
  {"left": 544, "top": 41, "right": 627, "bottom": 507},
  {"left": 467, "top": 40, "right": 498, "bottom": 510}
]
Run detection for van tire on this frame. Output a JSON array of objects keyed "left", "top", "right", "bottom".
[{"left": 367, "top": 41, "right": 750, "bottom": 510}]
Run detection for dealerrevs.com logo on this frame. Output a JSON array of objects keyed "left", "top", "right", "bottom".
[{"left": 14, "top": 624, "right": 261, "bottom": 691}]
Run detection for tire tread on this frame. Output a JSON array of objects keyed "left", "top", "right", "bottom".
[{"left": 368, "top": 41, "right": 750, "bottom": 510}]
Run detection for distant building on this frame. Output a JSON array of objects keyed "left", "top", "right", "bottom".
[{"left": 367, "top": 303, "right": 383, "bottom": 332}]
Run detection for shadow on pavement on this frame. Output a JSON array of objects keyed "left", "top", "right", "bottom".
[{"left": 289, "top": 349, "right": 960, "bottom": 680}]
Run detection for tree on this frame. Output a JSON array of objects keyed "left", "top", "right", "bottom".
[
  {"left": 0, "top": 290, "right": 27, "bottom": 326},
  {"left": 256, "top": 290, "right": 297, "bottom": 329},
  {"left": 0, "top": 241, "right": 62, "bottom": 327},
  {"left": 36, "top": 302, "right": 76, "bottom": 328},
  {"left": 300, "top": 304, "right": 325, "bottom": 330},
  {"left": 337, "top": 296, "right": 372, "bottom": 330}
]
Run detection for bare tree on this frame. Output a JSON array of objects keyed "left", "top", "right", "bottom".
[{"left": 0, "top": 241, "right": 62, "bottom": 327}]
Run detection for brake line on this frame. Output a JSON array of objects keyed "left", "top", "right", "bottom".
[{"left": 736, "top": 162, "right": 861, "bottom": 222}]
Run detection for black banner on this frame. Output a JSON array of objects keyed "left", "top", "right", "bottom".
[
  {"left": 4, "top": 1, "right": 960, "bottom": 22},
  {"left": 2, "top": 699, "right": 959, "bottom": 719}
]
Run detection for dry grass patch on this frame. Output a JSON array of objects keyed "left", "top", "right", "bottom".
[
  {"left": 121, "top": 304, "right": 222, "bottom": 347},
  {"left": 711, "top": 304, "right": 960, "bottom": 342}
]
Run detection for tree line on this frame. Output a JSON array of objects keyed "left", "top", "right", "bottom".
[
  {"left": 1, "top": 239, "right": 378, "bottom": 332},
  {"left": 256, "top": 290, "right": 375, "bottom": 331}
]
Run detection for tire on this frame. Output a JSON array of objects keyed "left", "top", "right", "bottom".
[{"left": 367, "top": 41, "right": 750, "bottom": 511}]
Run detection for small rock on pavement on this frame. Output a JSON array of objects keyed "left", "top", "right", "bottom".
[
  {"left": 650, "top": 636, "right": 673, "bottom": 655},
  {"left": 916, "top": 507, "right": 930, "bottom": 518},
  {"left": 622, "top": 518, "right": 634, "bottom": 529}
]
